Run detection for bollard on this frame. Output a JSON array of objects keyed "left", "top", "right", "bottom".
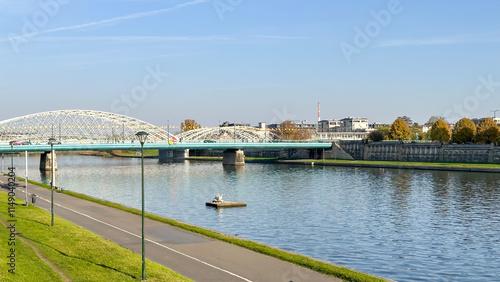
[{"left": 31, "top": 194, "right": 37, "bottom": 205}]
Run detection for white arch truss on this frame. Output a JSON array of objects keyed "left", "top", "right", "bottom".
[
  {"left": 0, "top": 110, "right": 174, "bottom": 143},
  {"left": 177, "top": 126, "right": 277, "bottom": 142}
]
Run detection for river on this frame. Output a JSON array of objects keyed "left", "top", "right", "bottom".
[{"left": 6, "top": 153, "right": 500, "bottom": 281}]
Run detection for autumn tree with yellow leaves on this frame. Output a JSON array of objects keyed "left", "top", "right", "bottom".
[
  {"left": 429, "top": 119, "right": 451, "bottom": 142},
  {"left": 275, "top": 120, "right": 311, "bottom": 140},
  {"left": 451, "top": 118, "right": 476, "bottom": 144},
  {"left": 389, "top": 118, "right": 411, "bottom": 141},
  {"left": 476, "top": 117, "right": 500, "bottom": 144},
  {"left": 181, "top": 119, "right": 201, "bottom": 132}
]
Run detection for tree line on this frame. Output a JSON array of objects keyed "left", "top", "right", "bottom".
[{"left": 369, "top": 117, "right": 500, "bottom": 144}]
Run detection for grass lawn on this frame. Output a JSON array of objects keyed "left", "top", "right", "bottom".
[
  {"left": 0, "top": 191, "right": 192, "bottom": 282},
  {"left": 0, "top": 214, "right": 64, "bottom": 282},
  {"left": 110, "top": 149, "right": 159, "bottom": 158}
]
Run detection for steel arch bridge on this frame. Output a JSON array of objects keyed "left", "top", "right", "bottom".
[
  {"left": 0, "top": 110, "right": 174, "bottom": 144},
  {"left": 177, "top": 126, "right": 277, "bottom": 142}
]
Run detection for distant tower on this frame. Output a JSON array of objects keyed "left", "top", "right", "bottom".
[{"left": 318, "top": 102, "right": 321, "bottom": 122}]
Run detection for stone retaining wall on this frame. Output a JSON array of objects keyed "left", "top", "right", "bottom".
[{"left": 339, "top": 141, "right": 500, "bottom": 163}]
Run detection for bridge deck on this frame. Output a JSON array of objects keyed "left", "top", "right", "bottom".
[{"left": 0, "top": 142, "right": 332, "bottom": 153}]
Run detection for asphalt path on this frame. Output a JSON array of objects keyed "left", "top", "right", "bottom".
[{"left": 1, "top": 175, "right": 341, "bottom": 282}]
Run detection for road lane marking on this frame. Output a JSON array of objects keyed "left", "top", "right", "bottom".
[{"left": 29, "top": 189, "right": 252, "bottom": 282}]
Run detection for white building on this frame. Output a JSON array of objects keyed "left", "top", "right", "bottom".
[
  {"left": 315, "top": 131, "right": 369, "bottom": 140},
  {"left": 338, "top": 117, "right": 369, "bottom": 132},
  {"left": 318, "top": 119, "right": 341, "bottom": 132}
]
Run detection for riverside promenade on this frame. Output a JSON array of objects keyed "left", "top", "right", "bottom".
[{"left": 1, "top": 175, "right": 341, "bottom": 282}]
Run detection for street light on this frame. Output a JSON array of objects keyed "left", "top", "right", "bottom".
[
  {"left": 25, "top": 150, "right": 28, "bottom": 206},
  {"left": 9, "top": 141, "right": 14, "bottom": 181},
  {"left": 135, "top": 131, "right": 148, "bottom": 281},
  {"left": 8, "top": 141, "right": 14, "bottom": 169},
  {"left": 167, "top": 120, "right": 170, "bottom": 143},
  {"left": 48, "top": 137, "right": 56, "bottom": 226},
  {"left": 491, "top": 110, "right": 499, "bottom": 119}
]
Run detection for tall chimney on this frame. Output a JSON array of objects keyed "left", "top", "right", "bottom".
[{"left": 318, "top": 102, "right": 321, "bottom": 122}]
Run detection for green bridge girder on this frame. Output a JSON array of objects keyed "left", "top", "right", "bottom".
[{"left": 0, "top": 142, "right": 332, "bottom": 153}]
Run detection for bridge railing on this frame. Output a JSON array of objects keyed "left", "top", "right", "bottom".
[
  {"left": 0, "top": 139, "right": 330, "bottom": 146},
  {"left": 167, "top": 139, "right": 329, "bottom": 144}
]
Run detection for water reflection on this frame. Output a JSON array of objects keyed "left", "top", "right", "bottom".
[
  {"left": 223, "top": 165, "right": 245, "bottom": 174},
  {"left": 40, "top": 171, "right": 54, "bottom": 181}
]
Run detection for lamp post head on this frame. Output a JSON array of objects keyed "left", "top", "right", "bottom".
[
  {"left": 48, "top": 138, "right": 57, "bottom": 145},
  {"left": 135, "top": 131, "right": 149, "bottom": 145}
]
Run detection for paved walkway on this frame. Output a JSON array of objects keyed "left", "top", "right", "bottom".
[{"left": 1, "top": 175, "right": 341, "bottom": 282}]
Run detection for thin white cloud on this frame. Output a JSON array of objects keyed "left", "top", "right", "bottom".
[
  {"left": 376, "top": 32, "right": 500, "bottom": 47},
  {"left": 249, "top": 35, "right": 310, "bottom": 40},
  {"left": 67, "top": 54, "right": 184, "bottom": 68},
  {"left": 13, "top": 35, "right": 232, "bottom": 42},
  {"left": 0, "top": 34, "right": 310, "bottom": 43},
  {"left": 4, "top": 0, "right": 208, "bottom": 40}
]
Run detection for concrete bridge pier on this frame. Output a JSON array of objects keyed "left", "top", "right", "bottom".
[
  {"left": 310, "top": 148, "right": 324, "bottom": 159},
  {"left": 39, "top": 151, "right": 57, "bottom": 171},
  {"left": 159, "top": 149, "right": 189, "bottom": 163},
  {"left": 223, "top": 149, "right": 245, "bottom": 166},
  {"left": 158, "top": 150, "right": 173, "bottom": 163}
]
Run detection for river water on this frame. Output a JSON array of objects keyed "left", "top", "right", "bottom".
[{"left": 7, "top": 154, "right": 500, "bottom": 281}]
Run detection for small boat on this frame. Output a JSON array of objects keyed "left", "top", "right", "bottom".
[{"left": 206, "top": 194, "right": 247, "bottom": 208}]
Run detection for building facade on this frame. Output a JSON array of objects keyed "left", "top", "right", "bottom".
[
  {"left": 338, "top": 117, "right": 369, "bottom": 132},
  {"left": 318, "top": 119, "right": 341, "bottom": 132}
]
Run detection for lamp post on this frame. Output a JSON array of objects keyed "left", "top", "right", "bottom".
[
  {"left": 135, "top": 131, "right": 148, "bottom": 281},
  {"left": 8, "top": 141, "right": 14, "bottom": 188},
  {"left": 9, "top": 141, "right": 13, "bottom": 167},
  {"left": 9, "top": 141, "right": 14, "bottom": 179},
  {"left": 491, "top": 110, "right": 499, "bottom": 119},
  {"left": 48, "top": 137, "right": 56, "bottom": 226},
  {"left": 25, "top": 150, "right": 28, "bottom": 206},
  {"left": 264, "top": 121, "right": 267, "bottom": 142}
]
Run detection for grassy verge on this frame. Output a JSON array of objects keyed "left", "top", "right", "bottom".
[
  {"left": 0, "top": 191, "right": 192, "bottom": 282},
  {"left": 0, "top": 200, "right": 64, "bottom": 282},
  {"left": 110, "top": 149, "right": 159, "bottom": 158},
  {"left": 18, "top": 178, "right": 386, "bottom": 282}
]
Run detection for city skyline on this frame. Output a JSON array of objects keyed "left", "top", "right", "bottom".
[{"left": 1, "top": 0, "right": 500, "bottom": 127}]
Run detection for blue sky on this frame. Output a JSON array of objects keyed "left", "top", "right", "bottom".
[{"left": 1, "top": 0, "right": 500, "bottom": 127}]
